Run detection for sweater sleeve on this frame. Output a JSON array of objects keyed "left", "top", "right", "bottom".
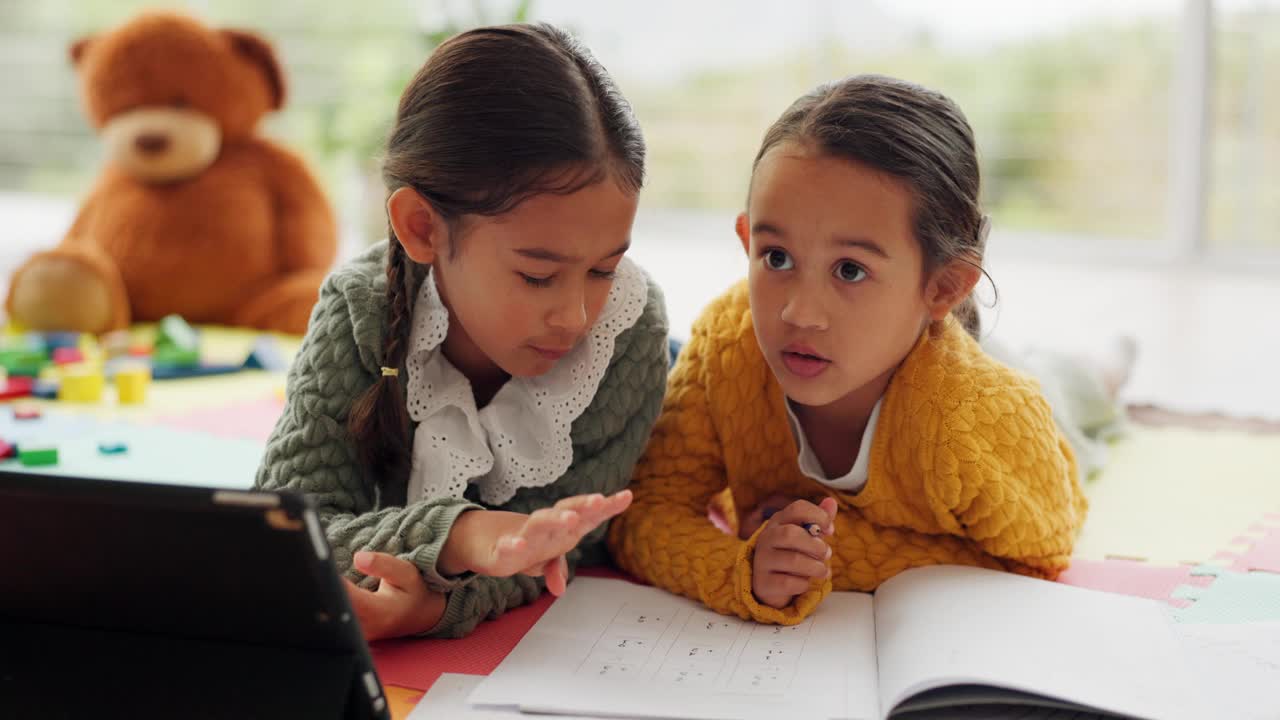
[
  {"left": 427, "top": 272, "right": 671, "bottom": 638},
  {"left": 608, "top": 313, "right": 827, "bottom": 624},
  {"left": 254, "top": 264, "right": 482, "bottom": 594},
  {"left": 928, "top": 387, "right": 1088, "bottom": 580}
]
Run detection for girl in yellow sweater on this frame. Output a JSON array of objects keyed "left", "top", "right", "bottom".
[{"left": 609, "top": 74, "right": 1096, "bottom": 624}]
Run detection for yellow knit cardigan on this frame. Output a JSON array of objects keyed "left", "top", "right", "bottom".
[{"left": 608, "top": 282, "right": 1088, "bottom": 624}]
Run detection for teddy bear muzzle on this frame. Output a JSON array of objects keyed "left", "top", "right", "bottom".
[{"left": 101, "top": 106, "right": 221, "bottom": 183}]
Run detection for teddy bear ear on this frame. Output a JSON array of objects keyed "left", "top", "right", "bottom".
[
  {"left": 69, "top": 35, "right": 95, "bottom": 66},
  {"left": 221, "top": 28, "right": 286, "bottom": 110}
]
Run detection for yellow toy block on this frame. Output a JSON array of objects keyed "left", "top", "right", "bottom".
[
  {"left": 115, "top": 366, "right": 151, "bottom": 405},
  {"left": 59, "top": 368, "right": 105, "bottom": 403}
]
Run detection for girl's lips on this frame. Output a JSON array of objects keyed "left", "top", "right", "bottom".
[
  {"left": 781, "top": 350, "right": 831, "bottom": 378},
  {"left": 530, "top": 345, "right": 572, "bottom": 361}
]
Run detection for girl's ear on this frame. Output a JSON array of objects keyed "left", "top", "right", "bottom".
[
  {"left": 387, "top": 187, "right": 448, "bottom": 265},
  {"left": 924, "top": 257, "right": 982, "bottom": 322},
  {"left": 735, "top": 212, "right": 750, "bottom": 256}
]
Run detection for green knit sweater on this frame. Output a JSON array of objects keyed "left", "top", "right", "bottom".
[{"left": 255, "top": 244, "right": 669, "bottom": 638}]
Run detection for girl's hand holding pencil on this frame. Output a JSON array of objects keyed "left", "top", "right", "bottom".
[{"left": 750, "top": 497, "right": 837, "bottom": 609}]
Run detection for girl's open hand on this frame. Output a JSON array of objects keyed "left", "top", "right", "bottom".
[{"left": 440, "top": 490, "right": 633, "bottom": 595}]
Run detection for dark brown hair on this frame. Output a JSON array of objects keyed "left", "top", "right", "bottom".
[
  {"left": 348, "top": 23, "right": 645, "bottom": 503},
  {"left": 750, "top": 74, "right": 990, "bottom": 338}
]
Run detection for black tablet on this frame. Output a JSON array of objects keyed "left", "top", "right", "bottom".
[{"left": 0, "top": 470, "right": 391, "bottom": 720}]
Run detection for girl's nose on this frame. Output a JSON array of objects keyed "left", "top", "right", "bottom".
[{"left": 780, "top": 288, "right": 829, "bottom": 331}]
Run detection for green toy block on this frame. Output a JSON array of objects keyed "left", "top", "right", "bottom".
[
  {"left": 153, "top": 344, "right": 200, "bottom": 369},
  {"left": 156, "top": 315, "right": 199, "bottom": 353},
  {"left": 0, "top": 348, "right": 50, "bottom": 376},
  {"left": 19, "top": 446, "right": 58, "bottom": 467}
]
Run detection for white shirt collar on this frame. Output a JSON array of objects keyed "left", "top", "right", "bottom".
[
  {"left": 784, "top": 397, "right": 883, "bottom": 494},
  {"left": 403, "top": 257, "right": 648, "bottom": 505}
]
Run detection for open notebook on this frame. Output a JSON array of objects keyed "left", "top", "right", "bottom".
[{"left": 469, "top": 565, "right": 1213, "bottom": 720}]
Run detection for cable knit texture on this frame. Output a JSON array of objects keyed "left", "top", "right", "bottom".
[
  {"left": 255, "top": 243, "right": 669, "bottom": 638},
  {"left": 608, "top": 281, "right": 1087, "bottom": 625}
]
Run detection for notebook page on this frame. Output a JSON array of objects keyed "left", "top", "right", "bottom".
[
  {"left": 469, "top": 577, "right": 876, "bottom": 720},
  {"left": 1174, "top": 621, "right": 1280, "bottom": 720},
  {"left": 872, "top": 565, "right": 1208, "bottom": 720}
]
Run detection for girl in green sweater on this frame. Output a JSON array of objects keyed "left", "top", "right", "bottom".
[{"left": 255, "top": 24, "right": 668, "bottom": 640}]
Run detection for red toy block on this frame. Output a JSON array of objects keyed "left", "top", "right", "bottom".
[
  {"left": 0, "top": 377, "right": 35, "bottom": 401},
  {"left": 52, "top": 347, "right": 86, "bottom": 365}
]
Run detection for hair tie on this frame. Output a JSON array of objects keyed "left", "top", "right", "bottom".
[
  {"left": 977, "top": 215, "right": 991, "bottom": 245},
  {"left": 380, "top": 367, "right": 399, "bottom": 378}
]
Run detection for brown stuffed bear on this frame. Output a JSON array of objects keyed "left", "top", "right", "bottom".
[{"left": 6, "top": 12, "right": 336, "bottom": 335}]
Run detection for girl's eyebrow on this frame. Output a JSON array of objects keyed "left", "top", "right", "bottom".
[
  {"left": 751, "top": 221, "right": 785, "bottom": 238},
  {"left": 514, "top": 242, "right": 631, "bottom": 264},
  {"left": 833, "top": 237, "right": 890, "bottom": 259},
  {"left": 753, "top": 221, "right": 890, "bottom": 259}
]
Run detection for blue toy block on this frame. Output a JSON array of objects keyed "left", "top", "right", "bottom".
[
  {"left": 242, "top": 336, "right": 288, "bottom": 372},
  {"left": 98, "top": 441, "right": 128, "bottom": 455},
  {"left": 32, "top": 380, "right": 59, "bottom": 400},
  {"left": 151, "top": 363, "right": 242, "bottom": 381},
  {"left": 42, "top": 332, "right": 81, "bottom": 352}
]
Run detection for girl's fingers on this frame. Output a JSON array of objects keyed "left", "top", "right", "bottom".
[
  {"left": 543, "top": 555, "right": 570, "bottom": 596},
  {"left": 771, "top": 500, "right": 835, "bottom": 537},
  {"left": 763, "top": 572, "right": 812, "bottom": 599},
  {"left": 489, "top": 493, "right": 631, "bottom": 578},
  {"left": 353, "top": 551, "right": 421, "bottom": 591},
  {"left": 818, "top": 497, "right": 838, "bottom": 526},
  {"left": 555, "top": 493, "right": 605, "bottom": 515},
  {"left": 489, "top": 516, "right": 575, "bottom": 576},
  {"left": 526, "top": 507, "right": 580, "bottom": 539},
  {"left": 767, "top": 524, "right": 831, "bottom": 561},
  {"left": 556, "top": 490, "right": 632, "bottom": 531},
  {"left": 763, "top": 550, "right": 828, "bottom": 580},
  {"left": 342, "top": 578, "right": 385, "bottom": 637}
]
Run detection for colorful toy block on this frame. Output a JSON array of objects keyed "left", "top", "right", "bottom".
[
  {"left": 31, "top": 380, "right": 58, "bottom": 400},
  {"left": 18, "top": 446, "right": 57, "bottom": 467},
  {"left": 0, "top": 348, "right": 48, "bottom": 377},
  {"left": 151, "top": 363, "right": 240, "bottom": 381},
  {"left": 115, "top": 366, "right": 151, "bottom": 405},
  {"left": 52, "top": 347, "right": 85, "bottom": 365},
  {"left": 43, "top": 332, "right": 81, "bottom": 352},
  {"left": 0, "top": 440, "right": 15, "bottom": 459},
  {"left": 98, "top": 441, "right": 128, "bottom": 455},
  {"left": 153, "top": 345, "right": 200, "bottom": 369},
  {"left": 59, "top": 368, "right": 105, "bottom": 403},
  {"left": 13, "top": 404, "right": 40, "bottom": 420},
  {"left": 0, "top": 376, "right": 34, "bottom": 401},
  {"left": 157, "top": 314, "right": 199, "bottom": 352},
  {"left": 102, "top": 330, "right": 132, "bottom": 358},
  {"left": 243, "top": 336, "right": 288, "bottom": 371}
]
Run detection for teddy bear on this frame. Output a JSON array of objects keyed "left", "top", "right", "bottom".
[{"left": 5, "top": 11, "right": 336, "bottom": 335}]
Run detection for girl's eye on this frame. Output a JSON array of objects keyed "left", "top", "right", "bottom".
[
  {"left": 589, "top": 269, "right": 617, "bottom": 281},
  {"left": 763, "top": 248, "right": 794, "bottom": 271},
  {"left": 520, "top": 273, "right": 552, "bottom": 288},
  {"left": 834, "top": 261, "right": 867, "bottom": 284}
]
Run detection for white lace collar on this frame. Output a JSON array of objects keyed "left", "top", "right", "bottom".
[{"left": 404, "top": 257, "right": 648, "bottom": 506}]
